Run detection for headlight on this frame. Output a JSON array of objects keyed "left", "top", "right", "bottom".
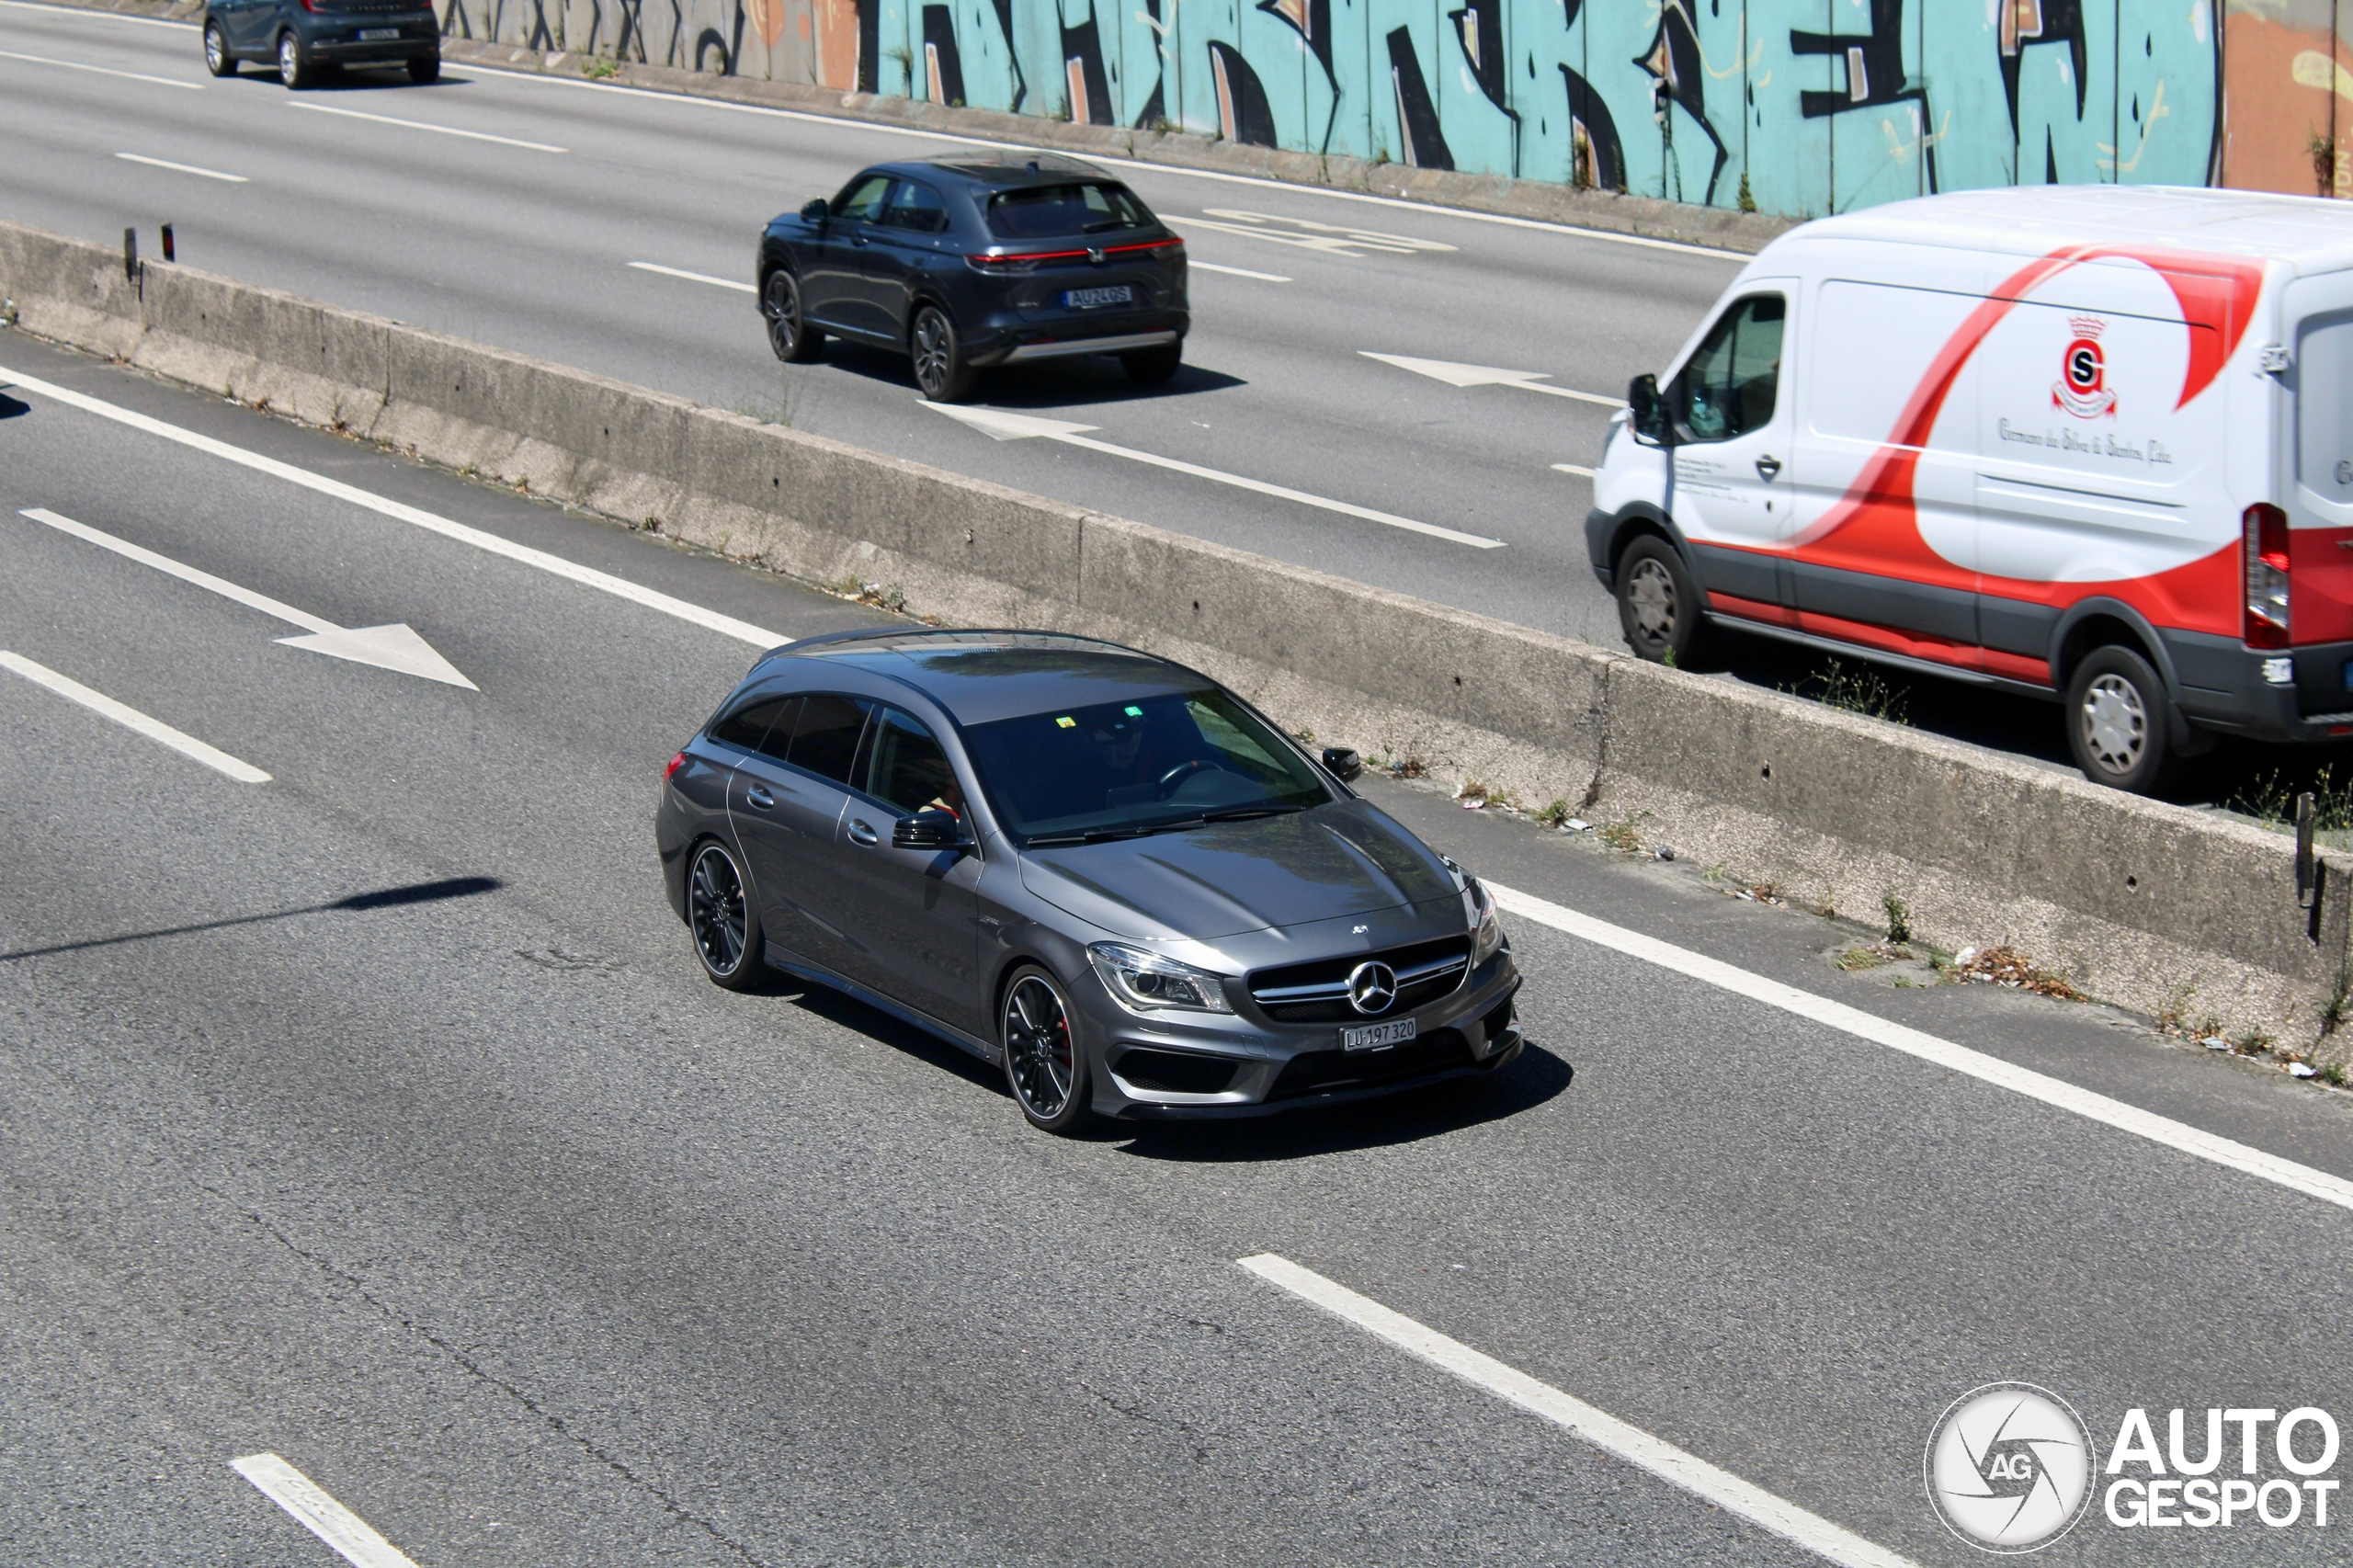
[
  {"left": 1088, "top": 942, "right": 1234, "bottom": 1014},
  {"left": 1470, "top": 879, "right": 1504, "bottom": 965}
]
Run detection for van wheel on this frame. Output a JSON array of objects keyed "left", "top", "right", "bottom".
[
  {"left": 1615, "top": 535, "right": 1711, "bottom": 665},
  {"left": 2066, "top": 645, "right": 2178, "bottom": 794}
]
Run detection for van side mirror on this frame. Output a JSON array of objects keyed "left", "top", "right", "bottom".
[
  {"left": 892, "top": 809, "right": 970, "bottom": 849},
  {"left": 800, "top": 199, "right": 830, "bottom": 224},
  {"left": 1321, "top": 746, "right": 1362, "bottom": 782},
  {"left": 1627, "top": 372, "right": 1674, "bottom": 447}
]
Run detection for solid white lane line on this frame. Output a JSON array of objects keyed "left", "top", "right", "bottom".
[
  {"left": 290, "top": 99, "right": 567, "bottom": 153},
  {"left": 231, "top": 1453, "right": 420, "bottom": 1568},
  {"left": 1241, "top": 1255, "right": 1920, "bottom": 1568},
  {"left": 0, "top": 367, "right": 790, "bottom": 649},
  {"left": 0, "top": 650, "right": 269, "bottom": 782},
  {"left": 116, "top": 151, "right": 247, "bottom": 181},
  {"left": 1189, "top": 261, "right": 1291, "bottom": 282},
  {"left": 1483, "top": 880, "right": 2353, "bottom": 1216},
  {"left": 0, "top": 0, "right": 193, "bottom": 27},
  {"left": 927, "top": 403, "right": 1505, "bottom": 549},
  {"left": 473, "top": 66, "right": 1747, "bottom": 260},
  {"left": 0, "top": 47, "right": 202, "bottom": 87},
  {"left": 629, "top": 260, "right": 756, "bottom": 292},
  {"left": 1551, "top": 462, "right": 1597, "bottom": 477}
]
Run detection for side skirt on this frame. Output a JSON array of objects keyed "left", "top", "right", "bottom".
[
  {"left": 763, "top": 942, "right": 1001, "bottom": 1063},
  {"left": 1708, "top": 613, "right": 2062, "bottom": 705}
]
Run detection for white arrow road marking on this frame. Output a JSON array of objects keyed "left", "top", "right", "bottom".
[
  {"left": 1361, "top": 351, "right": 1626, "bottom": 407},
  {"left": 19, "top": 508, "right": 477, "bottom": 688},
  {"left": 629, "top": 261, "right": 756, "bottom": 292},
  {"left": 0, "top": 367, "right": 789, "bottom": 648},
  {"left": 1551, "top": 462, "right": 1597, "bottom": 478},
  {"left": 1483, "top": 879, "right": 2353, "bottom": 1215},
  {"left": 1241, "top": 1256, "right": 1922, "bottom": 1568},
  {"left": 926, "top": 404, "right": 1506, "bottom": 550},
  {"left": 231, "top": 1453, "right": 421, "bottom": 1568},
  {"left": 1, "top": 651, "right": 269, "bottom": 782}
]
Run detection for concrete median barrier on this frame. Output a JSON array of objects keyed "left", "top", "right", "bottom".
[{"left": 3, "top": 216, "right": 2343, "bottom": 1055}]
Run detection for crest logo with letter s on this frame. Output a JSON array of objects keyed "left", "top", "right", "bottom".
[{"left": 2053, "top": 316, "right": 2118, "bottom": 419}]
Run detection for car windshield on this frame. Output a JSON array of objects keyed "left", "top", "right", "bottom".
[
  {"left": 963, "top": 687, "right": 1332, "bottom": 845},
  {"left": 985, "top": 181, "right": 1154, "bottom": 239}
]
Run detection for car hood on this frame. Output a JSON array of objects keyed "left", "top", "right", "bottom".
[{"left": 1015, "top": 801, "right": 1455, "bottom": 940}]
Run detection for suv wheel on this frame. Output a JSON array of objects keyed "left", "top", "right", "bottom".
[
  {"left": 1615, "top": 534, "right": 1711, "bottom": 665},
  {"left": 910, "top": 304, "right": 976, "bottom": 403},
  {"left": 764, "top": 269, "right": 822, "bottom": 363},
  {"left": 2066, "top": 644, "right": 2180, "bottom": 794},
  {"left": 1120, "top": 343, "right": 1181, "bottom": 385},
  {"left": 407, "top": 52, "right": 440, "bottom": 82},
  {"left": 203, "top": 19, "right": 237, "bottom": 75},
  {"left": 1001, "top": 966, "right": 1094, "bottom": 1132},
  {"left": 277, "top": 30, "right": 315, "bottom": 87}
]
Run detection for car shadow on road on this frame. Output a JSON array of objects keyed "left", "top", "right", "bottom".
[
  {"left": 1108, "top": 1043, "right": 1574, "bottom": 1163},
  {"left": 813, "top": 340, "right": 1245, "bottom": 406}
]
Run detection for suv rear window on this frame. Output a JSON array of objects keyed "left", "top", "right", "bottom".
[{"left": 985, "top": 182, "right": 1153, "bottom": 240}]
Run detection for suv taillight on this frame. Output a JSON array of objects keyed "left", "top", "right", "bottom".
[{"left": 2244, "top": 503, "right": 2291, "bottom": 649}]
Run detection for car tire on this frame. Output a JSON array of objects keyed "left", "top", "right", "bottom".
[
  {"left": 407, "top": 52, "right": 439, "bottom": 82},
  {"left": 277, "top": 30, "right": 314, "bottom": 87},
  {"left": 2066, "top": 644, "right": 2179, "bottom": 794},
  {"left": 1000, "top": 965, "right": 1095, "bottom": 1133},
  {"left": 763, "top": 269, "right": 822, "bottom": 363},
  {"left": 1120, "top": 343, "right": 1181, "bottom": 385},
  {"left": 910, "top": 304, "right": 977, "bottom": 403},
  {"left": 687, "top": 839, "right": 770, "bottom": 991},
  {"left": 203, "top": 19, "right": 237, "bottom": 75},
  {"left": 1615, "top": 533, "right": 1711, "bottom": 665}
]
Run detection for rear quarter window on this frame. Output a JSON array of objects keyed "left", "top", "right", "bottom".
[{"left": 986, "top": 182, "right": 1153, "bottom": 240}]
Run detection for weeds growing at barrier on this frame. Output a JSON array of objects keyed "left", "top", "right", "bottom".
[
  {"left": 2225, "top": 765, "right": 2353, "bottom": 839},
  {"left": 1881, "top": 892, "right": 1911, "bottom": 945},
  {"left": 1781, "top": 659, "right": 1909, "bottom": 725}
]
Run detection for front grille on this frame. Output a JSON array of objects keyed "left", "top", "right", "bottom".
[
  {"left": 1266, "top": 1029, "right": 1472, "bottom": 1101},
  {"left": 1111, "top": 1049, "right": 1239, "bottom": 1096},
  {"left": 1248, "top": 935, "right": 1471, "bottom": 1023}
]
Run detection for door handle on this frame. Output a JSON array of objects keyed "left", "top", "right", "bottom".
[
  {"left": 1755, "top": 455, "right": 1782, "bottom": 481},
  {"left": 745, "top": 785, "right": 775, "bottom": 809},
  {"left": 848, "top": 819, "right": 880, "bottom": 846}
]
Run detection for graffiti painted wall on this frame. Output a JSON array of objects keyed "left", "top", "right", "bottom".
[{"left": 440, "top": 0, "right": 2353, "bottom": 218}]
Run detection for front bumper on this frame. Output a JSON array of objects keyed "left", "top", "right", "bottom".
[{"left": 1078, "top": 949, "right": 1524, "bottom": 1120}]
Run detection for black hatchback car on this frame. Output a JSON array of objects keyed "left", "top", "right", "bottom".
[
  {"left": 656, "top": 631, "right": 1522, "bottom": 1132},
  {"left": 756, "top": 153, "right": 1188, "bottom": 402},
  {"left": 202, "top": 0, "right": 439, "bottom": 85}
]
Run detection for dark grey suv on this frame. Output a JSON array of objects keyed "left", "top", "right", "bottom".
[
  {"left": 203, "top": 0, "right": 440, "bottom": 86},
  {"left": 656, "top": 631, "right": 1522, "bottom": 1131}
]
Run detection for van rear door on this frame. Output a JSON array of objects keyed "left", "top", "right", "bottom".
[{"left": 2285, "top": 272, "right": 2353, "bottom": 668}]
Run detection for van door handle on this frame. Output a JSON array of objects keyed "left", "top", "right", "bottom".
[
  {"left": 1755, "top": 455, "right": 1782, "bottom": 481},
  {"left": 745, "top": 785, "right": 775, "bottom": 809},
  {"left": 847, "top": 819, "right": 880, "bottom": 846}
]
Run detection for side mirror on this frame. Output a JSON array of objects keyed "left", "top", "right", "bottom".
[
  {"left": 892, "top": 809, "right": 970, "bottom": 849},
  {"left": 800, "top": 199, "right": 830, "bottom": 224},
  {"left": 1627, "top": 372, "right": 1674, "bottom": 447},
  {"left": 1321, "top": 746, "right": 1362, "bottom": 782}
]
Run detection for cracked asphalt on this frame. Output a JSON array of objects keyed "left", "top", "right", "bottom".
[{"left": 6, "top": 334, "right": 2353, "bottom": 1566}]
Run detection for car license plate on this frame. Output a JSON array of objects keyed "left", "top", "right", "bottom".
[
  {"left": 1061, "top": 285, "right": 1132, "bottom": 310},
  {"left": 1342, "top": 1017, "right": 1416, "bottom": 1053},
  {"left": 358, "top": 26, "right": 400, "bottom": 37}
]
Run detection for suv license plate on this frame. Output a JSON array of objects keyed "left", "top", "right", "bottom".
[
  {"left": 1062, "top": 285, "right": 1133, "bottom": 309},
  {"left": 1342, "top": 1017, "right": 1416, "bottom": 1053},
  {"left": 358, "top": 26, "right": 400, "bottom": 37}
]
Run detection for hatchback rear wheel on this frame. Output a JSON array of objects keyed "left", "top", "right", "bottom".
[
  {"left": 688, "top": 840, "right": 769, "bottom": 990},
  {"left": 277, "top": 30, "right": 315, "bottom": 87},
  {"left": 203, "top": 20, "right": 236, "bottom": 75},
  {"left": 407, "top": 52, "right": 439, "bottom": 82},
  {"left": 911, "top": 304, "right": 976, "bottom": 403},
  {"left": 1002, "top": 966, "right": 1093, "bottom": 1132}
]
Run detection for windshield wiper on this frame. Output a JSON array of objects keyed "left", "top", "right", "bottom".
[
  {"left": 1025, "top": 804, "right": 1307, "bottom": 846},
  {"left": 1199, "top": 804, "right": 1307, "bottom": 823}
]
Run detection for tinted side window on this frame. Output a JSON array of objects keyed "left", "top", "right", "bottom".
[
  {"left": 832, "top": 174, "right": 892, "bottom": 222},
  {"left": 881, "top": 179, "right": 949, "bottom": 234},
  {"left": 787, "top": 694, "right": 870, "bottom": 784},
  {"left": 709, "top": 693, "right": 800, "bottom": 758},
  {"left": 864, "top": 707, "right": 962, "bottom": 814},
  {"left": 1675, "top": 295, "right": 1785, "bottom": 443}
]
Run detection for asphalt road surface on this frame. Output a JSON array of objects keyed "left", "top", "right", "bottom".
[{"left": 7, "top": 332, "right": 2353, "bottom": 1566}]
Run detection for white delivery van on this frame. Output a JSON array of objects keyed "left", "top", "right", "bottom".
[{"left": 1584, "top": 185, "right": 2353, "bottom": 792}]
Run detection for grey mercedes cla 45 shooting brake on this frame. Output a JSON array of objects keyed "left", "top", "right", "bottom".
[{"left": 655, "top": 630, "right": 1523, "bottom": 1132}]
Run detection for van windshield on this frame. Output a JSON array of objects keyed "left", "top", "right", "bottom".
[{"left": 985, "top": 182, "right": 1154, "bottom": 239}]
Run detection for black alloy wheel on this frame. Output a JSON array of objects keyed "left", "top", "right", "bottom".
[
  {"left": 277, "top": 30, "right": 315, "bottom": 87},
  {"left": 1001, "top": 966, "right": 1093, "bottom": 1132},
  {"left": 408, "top": 52, "right": 440, "bottom": 82},
  {"left": 911, "top": 304, "right": 976, "bottom": 403},
  {"left": 203, "top": 20, "right": 237, "bottom": 75},
  {"left": 2066, "top": 644, "right": 2179, "bottom": 794},
  {"left": 1120, "top": 343, "right": 1182, "bottom": 385},
  {"left": 764, "top": 269, "right": 821, "bottom": 363},
  {"left": 688, "top": 841, "right": 768, "bottom": 990},
  {"left": 1615, "top": 534, "right": 1711, "bottom": 665}
]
